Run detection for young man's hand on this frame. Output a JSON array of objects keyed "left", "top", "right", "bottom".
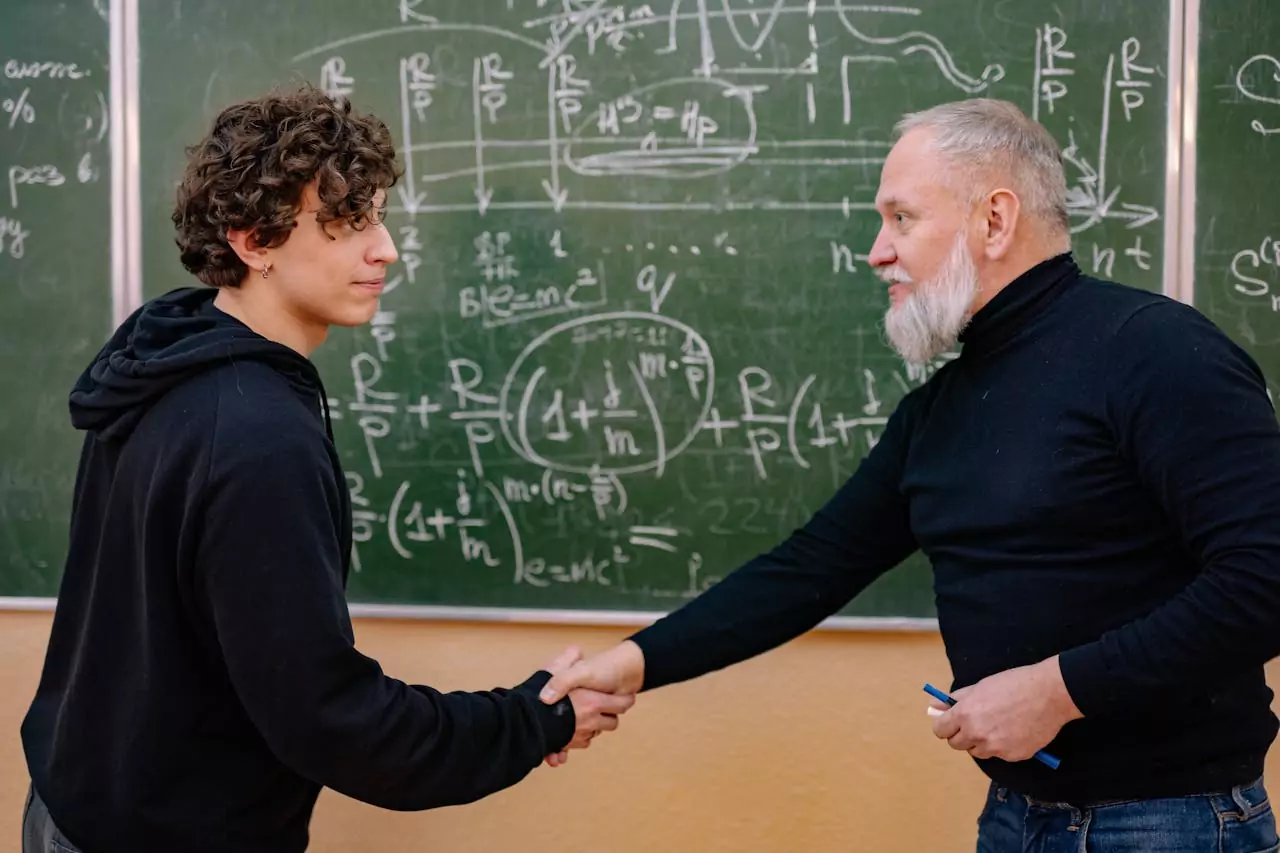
[
  {"left": 540, "top": 646, "right": 639, "bottom": 767},
  {"left": 540, "top": 643, "right": 645, "bottom": 767}
]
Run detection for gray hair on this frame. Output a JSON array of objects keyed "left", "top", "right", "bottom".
[{"left": 894, "top": 98, "right": 1070, "bottom": 236}]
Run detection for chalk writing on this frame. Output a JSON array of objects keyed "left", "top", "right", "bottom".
[{"left": 265, "top": 1, "right": 1169, "bottom": 605}]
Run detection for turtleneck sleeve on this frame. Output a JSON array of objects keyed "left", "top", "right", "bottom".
[
  {"left": 628, "top": 390, "right": 921, "bottom": 690},
  {"left": 1057, "top": 298, "right": 1280, "bottom": 716}
]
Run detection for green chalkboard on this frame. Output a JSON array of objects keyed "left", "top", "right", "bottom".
[
  {"left": 0, "top": 1, "right": 112, "bottom": 596},
  {"left": 137, "top": 1, "right": 1171, "bottom": 618},
  {"left": 1193, "top": 0, "right": 1280, "bottom": 399}
]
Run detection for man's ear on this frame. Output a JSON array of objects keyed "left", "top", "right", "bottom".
[
  {"left": 226, "top": 228, "right": 270, "bottom": 276},
  {"left": 979, "top": 188, "right": 1020, "bottom": 260}
]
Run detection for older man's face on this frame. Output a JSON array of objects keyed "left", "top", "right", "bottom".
[{"left": 868, "top": 129, "right": 981, "bottom": 364}]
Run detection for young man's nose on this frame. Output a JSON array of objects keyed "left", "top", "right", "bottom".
[{"left": 370, "top": 227, "right": 398, "bottom": 265}]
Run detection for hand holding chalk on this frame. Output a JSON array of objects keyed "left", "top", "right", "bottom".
[{"left": 924, "top": 683, "right": 1061, "bottom": 770}]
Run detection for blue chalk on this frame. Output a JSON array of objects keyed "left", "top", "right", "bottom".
[{"left": 923, "top": 683, "right": 1061, "bottom": 770}]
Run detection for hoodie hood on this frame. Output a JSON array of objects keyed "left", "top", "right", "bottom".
[{"left": 70, "top": 287, "right": 325, "bottom": 442}]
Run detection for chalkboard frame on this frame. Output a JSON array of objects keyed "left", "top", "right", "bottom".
[
  {"left": 1171, "top": 0, "right": 1195, "bottom": 306},
  {"left": 4, "top": 0, "right": 1199, "bottom": 631},
  {"left": 112, "top": 0, "right": 142, "bottom": 328}
]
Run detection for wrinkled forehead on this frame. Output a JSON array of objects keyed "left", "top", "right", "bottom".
[{"left": 874, "top": 128, "right": 957, "bottom": 212}]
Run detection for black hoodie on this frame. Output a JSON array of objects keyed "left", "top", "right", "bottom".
[{"left": 21, "top": 288, "right": 575, "bottom": 853}]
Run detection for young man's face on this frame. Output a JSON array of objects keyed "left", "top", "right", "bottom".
[{"left": 266, "top": 182, "right": 398, "bottom": 330}]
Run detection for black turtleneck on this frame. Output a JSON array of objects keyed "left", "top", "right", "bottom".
[{"left": 629, "top": 253, "right": 1280, "bottom": 804}]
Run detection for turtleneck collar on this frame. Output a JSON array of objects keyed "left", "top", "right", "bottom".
[{"left": 957, "top": 251, "right": 1080, "bottom": 357}]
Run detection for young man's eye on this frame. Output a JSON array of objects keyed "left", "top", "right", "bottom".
[{"left": 357, "top": 206, "right": 387, "bottom": 228}]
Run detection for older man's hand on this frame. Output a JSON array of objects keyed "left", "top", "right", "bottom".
[
  {"left": 541, "top": 646, "right": 637, "bottom": 768},
  {"left": 930, "top": 655, "right": 1082, "bottom": 762},
  {"left": 540, "top": 642, "right": 645, "bottom": 767}
]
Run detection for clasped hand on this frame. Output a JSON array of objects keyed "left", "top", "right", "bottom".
[{"left": 537, "top": 641, "right": 645, "bottom": 767}]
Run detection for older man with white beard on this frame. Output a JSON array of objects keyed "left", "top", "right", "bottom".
[
  {"left": 539, "top": 98, "right": 1280, "bottom": 851},
  {"left": 880, "top": 232, "right": 980, "bottom": 366}
]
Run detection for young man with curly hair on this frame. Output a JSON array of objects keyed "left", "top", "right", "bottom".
[{"left": 19, "top": 85, "right": 632, "bottom": 853}]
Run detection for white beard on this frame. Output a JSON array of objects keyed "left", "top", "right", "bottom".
[{"left": 880, "top": 234, "right": 980, "bottom": 366}]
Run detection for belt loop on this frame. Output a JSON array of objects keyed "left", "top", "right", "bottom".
[{"left": 1231, "top": 781, "right": 1252, "bottom": 814}]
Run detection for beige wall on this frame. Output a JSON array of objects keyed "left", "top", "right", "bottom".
[{"left": 2, "top": 611, "right": 1277, "bottom": 852}]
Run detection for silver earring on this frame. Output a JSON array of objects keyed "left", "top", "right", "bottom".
[{"left": 261, "top": 263, "right": 272, "bottom": 279}]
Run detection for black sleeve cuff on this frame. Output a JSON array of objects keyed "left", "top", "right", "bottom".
[
  {"left": 626, "top": 624, "right": 676, "bottom": 691},
  {"left": 1057, "top": 643, "right": 1115, "bottom": 718},
  {"left": 515, "top": 671, "right": 576, "bottom": 754}
]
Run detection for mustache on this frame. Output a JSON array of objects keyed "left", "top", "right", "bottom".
[{"left": 876, "top": 266, "right": 914, "bottom": 285}]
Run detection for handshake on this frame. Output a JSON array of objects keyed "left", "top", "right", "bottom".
[{"left": 534, "top": 640, "right": 646, "bottom": 768}]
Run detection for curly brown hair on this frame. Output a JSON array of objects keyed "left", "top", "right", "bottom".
[{"left": 173, "top": 83, "right": 403, "bottom": 288}]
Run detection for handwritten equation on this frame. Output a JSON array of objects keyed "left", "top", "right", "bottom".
[
  {"left": 291, "top": 2, "right": 1167, "bottom": 283},
  {"left": 1220, "top": 50, "right": 1279, "bottom": 320},
  {"left": 0, "top": 47, "right": 106, "bottom": 259},
  {"left": 1236, "top": 54, "right": 1280, "bottom": 137},
  {"left": 279, "top": 1, "right": 1172, "bottom": 604}
]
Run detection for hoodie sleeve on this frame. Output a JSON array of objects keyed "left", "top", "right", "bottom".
[{"left": 194, "top": 424, "right": 575, "bottom": 811}]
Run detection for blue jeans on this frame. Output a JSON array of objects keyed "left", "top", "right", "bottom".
[
  {"left": 21, "top": 786, "right": 81, "bottom": 853},
  {"left": 977, "top": 777, "right": 1277, "bottom": 852}
]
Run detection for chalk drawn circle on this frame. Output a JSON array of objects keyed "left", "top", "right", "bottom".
[
  {"left": 1237, "top": 54, "right": 1280, "bottom": 106},
  {"left": 563, "top": 77, "right": 757, "bottom": 180},
  {"left": 498, "top": 312, "right": 716, "bottom": 476}
]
